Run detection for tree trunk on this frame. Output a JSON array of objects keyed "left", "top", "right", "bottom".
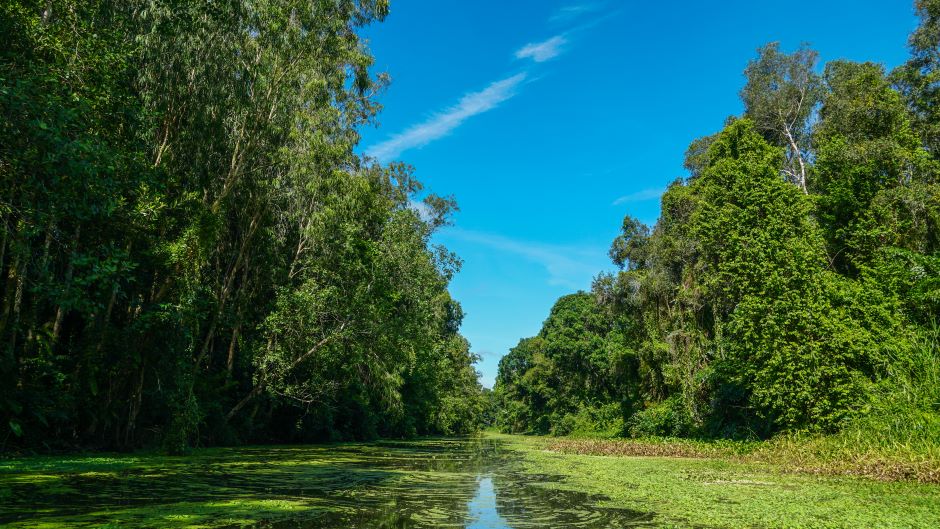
[
  {"left": 0, "top": 244, "right": 16, "bottom": 333},
  {"left": 8, "top": 250, "right": 27, "bottom": 354},
  {"left": 0, "top": 214, "right": 8, "bottom": 289},
  {"left": 226, "top": 325, "right": 239, "bottom": 376},
  {"left": 52, "top": 226, "right": 81, "bottom": 344},
  {"left": 26, "top": 221, "right": 55, "bottom": 342},
  {"left": 194, "top": 209, "right": 261, "bottom": 369},
  {"left": 124, "top": 362, "right": 146, "bottom": 447},
  {"left": 783, "top": 123, "right": 808, "bottom": 193}
]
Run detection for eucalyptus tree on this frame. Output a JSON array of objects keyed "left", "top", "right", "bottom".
[
  {"left": 741, "top": 43, "right": 823, "bottom": 192},
  {"left": 1, "top": 0, "right": 156, "bottom": 447}
]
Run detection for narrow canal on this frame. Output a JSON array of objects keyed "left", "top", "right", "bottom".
[{"left": 0, "top": 437, "right": 656, "bottom": 528}]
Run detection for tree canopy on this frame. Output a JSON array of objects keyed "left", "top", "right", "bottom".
[
  {"left": 495, "top": 3, "right": 940, "bottom": 443},
  {"left": 1, "top": 0, "right": 482, "bottom": 452}
]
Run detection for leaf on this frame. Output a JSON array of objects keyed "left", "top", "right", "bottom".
[{"left": 9, "top": 420, "right": 23, "bottom": 438}]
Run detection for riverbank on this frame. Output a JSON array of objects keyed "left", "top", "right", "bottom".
[
  {"left": 539, "top": 432, "right": 940, "bottom": 484},
  {"left": 497, "top": 433, "right": 940, "bottom": 528}
]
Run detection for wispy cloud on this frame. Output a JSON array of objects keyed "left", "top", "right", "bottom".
[
  {"left": 366, "top": 4, "right": 620, "bottom": 162},
  {"left": 550, "top": 2, "right": 603, "bottom": 23},
  {"left": 445, "top": 228, "right": 604, "bottom": 289},
  {"left": 365, "top": 73, "right": 527, "bottom": 163},
  {"left": 516, "top": 5, "right": 620, "bottom": 65},
  {"left": 515, "top": 35, "right": 567, "bottom": 63},
  {"left": 613, "top": 188, "right": 664, "bottom": 205}
]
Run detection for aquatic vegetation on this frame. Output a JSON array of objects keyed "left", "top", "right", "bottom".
[
  {"left": 543, "top": 433, "right": 940, "bottom": 484},
  {"left": 502, "top": 434, "right": 940, "bottom": 528},
  {"left": 3, "top": 435, "right": 938, "bottom": 528},
  {"left": 0, "top": 437, "right": 652, "bottom": 528}
]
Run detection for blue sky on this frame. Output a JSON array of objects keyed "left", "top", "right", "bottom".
[{"left": 357, "top": 1, "right": 919, "bottom": 387}]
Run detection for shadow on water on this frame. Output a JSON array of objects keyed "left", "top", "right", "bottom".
[{"left": 0, "top": 437, "right": 657, "bottom": 528}]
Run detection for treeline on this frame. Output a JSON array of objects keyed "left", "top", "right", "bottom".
[
  {"left": 495, "top": 1, "right": 940, "bottom": 441},
  {"left": 0, "top": 0, "right": 483, "bottom": 452}
]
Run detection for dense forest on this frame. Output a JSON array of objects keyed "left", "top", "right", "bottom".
[
  {"left": 495, "top": 0, "right": 940, "bottom": 443},
  {"left": 4, "top": 0, "right": 939, "bottom": 458},
  {"left": 0, "top": 0, "right": 484, "bottom": 452}
]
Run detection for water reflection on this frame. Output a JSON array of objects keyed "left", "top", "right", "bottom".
[{"left": 466, "top": 477, "right": 509, "bottom": 528}]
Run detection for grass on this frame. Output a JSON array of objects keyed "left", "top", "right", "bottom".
[
  {"left": 497, "top": 433, "right": 940, "bottom": 528},
  {"left": 540, "top": 431, "right": 940, "bottom": 484}
]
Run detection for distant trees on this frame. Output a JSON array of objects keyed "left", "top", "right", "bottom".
[
  {"left": 495, "top": 1, "right": 940, "bottom": 441},
  {"left": 494, "top": 293, "right": 637, "bottom": 436},
  {"left": 1, "top": 0, "right": 483, "bottom": 452}
]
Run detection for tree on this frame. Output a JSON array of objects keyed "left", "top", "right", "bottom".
[
  {"left": 692, "top": 120, "right": 899, "bottom": 430},
  {"left": 493, "top": 293, "right": 636, "bottom": 436},
  {"left": 813, "top": 60, "right": 934, "bottom": 274},
  {"left": 893, "top": 0, "right": 940, "bottom": 157},
  {"left": 741, "top": 43, "right": 823, "bottom": 192}
]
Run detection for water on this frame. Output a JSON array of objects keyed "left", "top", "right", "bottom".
[{"left": 0, "top": 437, "right": 656, "bottom": 528}]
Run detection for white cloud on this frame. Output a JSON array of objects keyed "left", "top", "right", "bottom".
[
  {"left": 515, "top": 35, "right": 567, "bottom": 63},
  {"left": 365, "top": 73, "right": 527, "bottom": 162},
  {"left": 612, "top": 188, "right": 664, "bottom": 205},
  {"left": 445, "top": 228, "right": 604, "bottom": 289},
  {"left": 550, "top": 3, "right": 602, "bottom": 23}
]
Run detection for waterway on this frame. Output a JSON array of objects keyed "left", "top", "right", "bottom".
[{"left": 0, "top": 437, "right": 654, "bottom": 528}]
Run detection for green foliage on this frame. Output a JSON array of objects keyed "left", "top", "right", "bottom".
[
  {"left": 814, "top": 60, "right": 935, "bottom": 274},
  {"left": 893, "top": 0, "right": 940, "bottom": 156},
  {"left": 553, "top": 403, "right": 625, "bottom": 438},
  {"left": 1, "top": 0, "right": 483, "bottom": 452},
  {"left": 628, "top": 396, "right": 694, "bottom": 438},
  {"left": 839, "top": 324, "right": 940, "bottom": 455},
  {"left": 493, "top": 293, "right": 638, "bottom": 436},
  {"left": 495, "top": 2, "right": 940, "bottom": 450}
]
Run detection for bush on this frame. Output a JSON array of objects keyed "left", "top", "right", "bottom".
[
  {"left": 550, "top": 403, "right": 626, "bottom": 438},
  {"left": 629, "top": 397, "right": 695, "bottom": 437},
  {"left": 837, "top": 325, "right": 940, "bottom": 454}
]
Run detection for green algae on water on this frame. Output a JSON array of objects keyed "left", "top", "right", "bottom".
[{"left": 2, "top": 435, "right": 938, "bottom": 528}]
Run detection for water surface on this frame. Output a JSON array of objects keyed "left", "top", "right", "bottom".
[{"left": 0, "top": 437, "right": 655, "bottom": 528}]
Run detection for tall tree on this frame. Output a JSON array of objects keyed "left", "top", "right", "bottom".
[{"left": 741, "top": 43, "right": 823, "bottom": 192}]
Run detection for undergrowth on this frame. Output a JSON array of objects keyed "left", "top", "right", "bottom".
[{"left": 541, "top": 326, "right": 940, "bottom": 483}]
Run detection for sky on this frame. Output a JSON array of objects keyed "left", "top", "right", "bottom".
[{"left": 356, "top": 1, "right": 920, "bottom": 388}]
